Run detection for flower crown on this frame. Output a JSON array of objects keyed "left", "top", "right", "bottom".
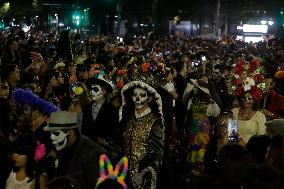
[
  {"left": 95, "top": 154, "right": 128, "bottom": 189},
  {"left": 131, "top": 61, "right": 166, "bottom": 89},
  {"left": 227, "top": 58, "right": 267, "bottom": 101}
]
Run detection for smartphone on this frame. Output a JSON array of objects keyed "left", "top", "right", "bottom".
[
  {"left": 201, "top": 56, "right": 206, "bottom": 61},
  {"left": 227, "top": 118, "right": 238, "bottom": 142}
]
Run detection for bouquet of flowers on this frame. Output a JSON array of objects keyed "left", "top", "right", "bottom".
[{"left": 227, "top": 58, "right": 267, "bottom": 102}]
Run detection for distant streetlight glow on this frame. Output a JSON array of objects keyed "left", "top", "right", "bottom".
[
  {"left": 268, "top": 21, "right": 274, "bottom": 25},
  {"left": 2, "top": 2, "right": 10, "bottom": 13},
  {"left": 261, "top": 20, "right": 267, "bottom": 25}
]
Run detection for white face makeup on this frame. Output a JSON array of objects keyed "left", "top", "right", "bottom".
[
  {"left": 132, "top": 88, "right": 149, "bottom": 110},
  {"left": 50, "top": 130, "right": 69, "bottom": 151},
  {"left": 90, "top": 84, "right": 104, "bottom": 101}
]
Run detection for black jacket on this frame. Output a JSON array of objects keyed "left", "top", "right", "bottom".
[
  {"left": 82, "top": 101, "right": 119, "bottom": 143},
  {"left": 56, "top": 136, "right": 104, "bottom": 189}
]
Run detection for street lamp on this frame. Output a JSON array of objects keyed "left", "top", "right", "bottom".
[
  {"left": 268, "top": 21, "right": 274, "bottom": 26},
  {"left": 261, "top": 20, "right": 267, "bottom": 25}
]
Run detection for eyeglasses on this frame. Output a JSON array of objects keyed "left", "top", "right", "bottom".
[{"left": 242, "top": 97, "right": 253, "bottom": 102}]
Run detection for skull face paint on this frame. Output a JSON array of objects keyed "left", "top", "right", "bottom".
[
  {"left": 50, "top": 130, "right": 69, "bottom": 151},
  {"left": 132, "top": 87, "right": 149, "bottom": 110},
  {"left": 90, "top": 84, "right": 104, "bottom": 101}
]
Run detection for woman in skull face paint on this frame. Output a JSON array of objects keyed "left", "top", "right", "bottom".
[{"left": 118, "top": 81, "right": 165, "bottom": 189}]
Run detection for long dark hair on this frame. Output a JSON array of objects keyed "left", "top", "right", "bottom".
[{"left": 10, "top": 132, "right": 36, "bottom": 179}]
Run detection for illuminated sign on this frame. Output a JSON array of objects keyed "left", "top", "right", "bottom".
[{"left": 242, "top": 24, "right": 268, "bottom": 33}]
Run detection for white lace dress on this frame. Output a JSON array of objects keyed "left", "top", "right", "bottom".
[
  {"left": 232, "top": 108, "right": 266, "bottom": 143},
  {"left": 5, "top": 171, "right": 34, "bottom": 189}
]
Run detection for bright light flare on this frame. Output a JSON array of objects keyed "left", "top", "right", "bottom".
[
  {"left": 243, "top": 24, "right": 268, "bottom": 33},
  {"left": 244, "top": 36, "right": 264, "bottom": 43}
]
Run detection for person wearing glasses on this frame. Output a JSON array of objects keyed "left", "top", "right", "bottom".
[{"left": 232, "top": 91, "right": 266, "bottom": 145}]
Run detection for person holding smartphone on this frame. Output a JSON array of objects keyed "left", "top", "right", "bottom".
[
  {"left": 232, "top": 91, "right": 266, "bottom": 145},
  {"left": 227, "top": 59, "right": 267, "bottom": 145}
]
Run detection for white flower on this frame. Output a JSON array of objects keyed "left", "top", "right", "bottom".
[
  {"left": 257, "top": 82, "right": 266, "bottom": 90},
  {"left": 235, "top": 75, "right": 240, "bottom": 79},
  {"left": 244, "top": 77, "right": 255, "bottom": 91},
  {"left": 232, "top": 86, "right": 237, "bottom": 90}
]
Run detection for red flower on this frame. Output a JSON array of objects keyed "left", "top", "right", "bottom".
[
  {"left": 233, "top": 79, "right": 242, "bottom": 85},
  {"left": 235, "top": 86, "right": 244, "bottom": 96},
  {"left": 251, "top": 86, "right": 262, "bottom": 101},
  {"left": 234, "top": 59, "right": 245, "bottom": 75},
  {"left": 250, "top": 59, "right": 260, "bottom": 71},
  {"left": 158, "top": 63, "right": 165, "bottom": 70},
  {"left": 254, "top": 74, "right": 264, "bottom": 83},
  {"left": 141, "top": 62, "right": 150, "bottom": 72},
  {"left": 117, "top": 69, "right": 127, "bottom": 75},
  {"left": 93, "top": 64, "right": 100, "bottom": 70},
  {"left": 116, "top": 81, "right": 124, "bottom": 89}
]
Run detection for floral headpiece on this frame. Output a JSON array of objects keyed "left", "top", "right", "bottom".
[
  {"left": 95, "top": 154, "right": 128, "bottom": 189},
  {"left": 132, "top": 61, "right": 166, "bottom": 89},
  {"left": 70, "top": 82, "right": 84, "bottom": 96},
  {"left": 31, "top": 52, "right": 44, "bottom": 65},
  {"left": 227, "top": 58, "right": 266, "bottom": 101}
]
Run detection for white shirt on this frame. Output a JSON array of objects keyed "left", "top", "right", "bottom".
[
  {"left": 5, "top": 171, "right": 34, "bottom": 189},
  {"left": 92, "top": 99, "right": 105, "bottom": 121},
  {"left": 163, "top": 82, "right": 176, "bottom": 107},
  {"left": 162, "top": 82, "right": 175, "bottom": 93}
]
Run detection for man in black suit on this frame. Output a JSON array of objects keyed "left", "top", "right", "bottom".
[
  {"left": 44, "top": 111, "right": 104, "bottom": 189},
  {"left": 82, "top": 76, "right": 119, "bottom": 145}
]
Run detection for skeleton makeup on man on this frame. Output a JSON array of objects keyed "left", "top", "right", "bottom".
[
  {"left": 50, "top": 130, "right": 69, "bottom": 151},
  {"left": 132, "top": 87, "right": 150, "bottom": 110},
  {"left": 90, "top": 84, "right": 105, "bottom": 101}
]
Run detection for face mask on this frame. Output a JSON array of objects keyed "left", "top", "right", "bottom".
[
  {"left": 50, "top": 130, "right": 69, "bottom": 151},
  {"left": 132, "top": 88, "right": 149, "bottom": 110},
  {"left": 90, "top": 84, "right": 104, "bottom": 101}
]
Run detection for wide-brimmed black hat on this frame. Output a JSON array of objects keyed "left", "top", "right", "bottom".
[{"left": 85, "top": 75, "right": 113, "bottom": 94}]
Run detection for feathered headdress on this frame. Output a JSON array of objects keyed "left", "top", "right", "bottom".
[
  {"left": 226, "top": 58, "right": 267, "bottom": 101},
  {"left": 12, "top": 88, "right": 58, "bottom": 114}
]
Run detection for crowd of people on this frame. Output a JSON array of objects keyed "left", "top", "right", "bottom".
[{"left": 0, "top": 27, "right": 284, "bottom": 189}]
